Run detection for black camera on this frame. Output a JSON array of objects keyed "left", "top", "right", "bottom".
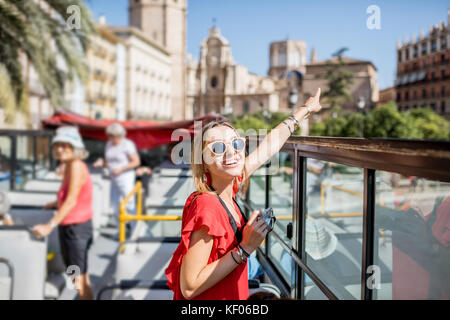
[{"left": 258, "top": 207, "right": 276, "bottom": 232}]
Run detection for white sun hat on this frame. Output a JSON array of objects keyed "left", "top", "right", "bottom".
[
  {"left": 305, "top": 217, "right": 338, "bottom": 260},
  {"left": 52, "top": 126, "right": 85, "bottom": 149}
]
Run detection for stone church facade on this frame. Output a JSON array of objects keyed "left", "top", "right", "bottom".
[
  {"left": 187, "top": 26, "right": 379, "bottom": 127},
  {"left": 187, "top": 27, "right": 308, "bottom": 122}
]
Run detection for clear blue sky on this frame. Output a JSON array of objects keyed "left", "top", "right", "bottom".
[{"left": 86, "top": 0, "right": 450, "bottom": 90}]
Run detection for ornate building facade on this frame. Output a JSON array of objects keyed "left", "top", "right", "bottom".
[
  {"left": 187, "top": 26, "right": 379, "bottom": 132},
  {"left": 109, "top": 26, "right": 172, "bottom": 121},
  {"left": 187, "top": 27, "right": 280, "bottom": 118},
  {"left": 395, "top": 8, "right": 450, "bottom": 119},
  {"left": 129, "top": 0, "right": 187, "bottom": 120}
]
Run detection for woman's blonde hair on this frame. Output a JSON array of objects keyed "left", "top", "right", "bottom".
[{"left": 191, "top": 120, "right": 249, "bottom": 195}]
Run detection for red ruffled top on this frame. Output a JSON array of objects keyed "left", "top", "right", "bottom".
[{"left": 165, "top": 191, "right": 248, "bottom": 300}]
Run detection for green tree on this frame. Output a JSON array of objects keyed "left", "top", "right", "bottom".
[
  {"left": 231, "top": 110, "right": 302, "bottom": 135},
  {"left": 309, "top": 101, "right": 450, "bottom": 141},
  {"left": 406, "top": 107, "right": 450, "bottom": 140},
  {"left": 232, "top": 115, "right": 270, "bottom": 132},
  {"left": 321, "top": 53, "right": 354, "bottom": 113},
  {"left": 363, "top": 102, "right": 410, "bottom": 138},
  {"left": 0, "top": 0, "right": 96, "bottom": 123}
]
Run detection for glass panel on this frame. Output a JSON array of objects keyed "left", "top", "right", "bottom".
[
  {"left": 0, "top": 136, "right": 11, "bottom": 191},
  {"left": 247, "top": 165, "right": 267, "bottom": 249},
  {"left": 268, "top": 236, "right": 292, "bottom": 283},
  {"left": 36, "top": 136, "right": 51, "bottom": 178},
  {"left": 305, "top": 159, "right": 364, "bottom": 300},
  {"left": 303, "top": 273, "right": 329, "bottom": 300},
  {"left": 248, "top": 170, "right": 266, "bottom": 210},
  {"left": 16, "top": 136, "right": 34, "bottom": 190},
  {"left": 267, "top": 152, "right": 294, "bottom": 283},
  {"left": 269, "top": 152, "right": 293, "bottom": 223},
  {"left": 374, "top": 172, "right": 450, "bottom": 300}
]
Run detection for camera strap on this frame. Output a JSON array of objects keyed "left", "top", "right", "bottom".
[{"left": 210, "top": 186, "right": 247, "bottom": 243}]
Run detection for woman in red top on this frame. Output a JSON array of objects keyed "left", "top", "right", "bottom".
[
  {"left": 165, "top": 88, "right": 323, "bottom": 300},
  {"left": 33, "top": 126, "right": 94, "bottom": 300}
]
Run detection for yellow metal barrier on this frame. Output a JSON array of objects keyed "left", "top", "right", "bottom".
[
  {"left": 118, "top": 178, "right": 386, "bottom": 250},
  {"left": 118, "top": 181, "right": 182, "bottom": 250}
]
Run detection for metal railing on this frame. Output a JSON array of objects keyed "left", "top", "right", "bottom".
[
  {"left": 118, "top": 181, "right": 181, "bottom": 251},
  {"left": 117, "top": 135, "right": 450, "bottom": 300},
  {"left": 0, "top": 130, "right": 54, "bottom": 190},
  {"left": 248, "top": 135, "right": 450, "bottom": 300}
]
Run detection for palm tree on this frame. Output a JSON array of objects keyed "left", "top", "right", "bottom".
[{"left": 0, "top": 0, "right": 96, "bottom": 123}]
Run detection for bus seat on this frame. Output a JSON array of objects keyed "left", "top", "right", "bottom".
[
  {"left": 10, "top": 207, "right": 66, "bottom": 275},
  {"left": 0, "top": 227, "right": 47, "bottom": 299}
]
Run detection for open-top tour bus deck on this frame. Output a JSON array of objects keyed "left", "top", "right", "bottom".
[{"left": 0, "top": 130, "right": 449, "bottom": 300}]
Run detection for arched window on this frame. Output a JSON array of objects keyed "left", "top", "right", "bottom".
[{"left": 210, "top": 76, "right": 218, "bottom": 88}]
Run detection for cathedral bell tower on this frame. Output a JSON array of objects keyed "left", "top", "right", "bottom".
[{"left": 129, "top": 0, "right": 187, "bottom": 120}]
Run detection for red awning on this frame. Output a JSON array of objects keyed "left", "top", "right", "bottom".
[{"left": 42, "top": 109, "right": 226, "bottom": 150}]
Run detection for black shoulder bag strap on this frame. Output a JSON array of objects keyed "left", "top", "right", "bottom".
[{"left": 209, "top": 186, "right": 247, "bottom": 243}]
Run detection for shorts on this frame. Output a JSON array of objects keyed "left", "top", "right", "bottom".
[{"left": 58, "top": 219, "right": 93, "bottom": 274}]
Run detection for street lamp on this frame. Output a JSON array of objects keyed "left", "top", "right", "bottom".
[
  {"left": 262, "top": 108, "right": 271, "bottom": 120},
  {"left": 358, "top": 96, "right": 366, "bottom": 111},
  {"left": 288, "top": 87, "right": 298, "bottom": 109},
  {"left": 357, "top": 96, "right": 366, "bottom": 137}
]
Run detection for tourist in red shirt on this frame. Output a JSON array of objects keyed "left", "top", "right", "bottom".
[
  {"left": 33, "top": 126, "right": 94, "bottom": 300},
  {"left": 165, "top": 88, "right": 323, "bottom": 300}
]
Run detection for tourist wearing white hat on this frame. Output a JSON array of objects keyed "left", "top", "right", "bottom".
[
  {"left": 32, "top": 126, "right": 94, "bottom": 300},
  {"left": 93, "top": 123, "right": 140, "bottom": 234}
]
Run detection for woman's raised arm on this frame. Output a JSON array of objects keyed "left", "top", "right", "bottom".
[{"left": 245, "top": 88, "right": 322, "bottom": 176}]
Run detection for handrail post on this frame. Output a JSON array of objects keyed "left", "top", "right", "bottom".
[
  {"left": 136, "top": 181, "right": 142, "bottom": 217},
  {"left": 119, "top": 203, "right": 126, "bottom": 252}
]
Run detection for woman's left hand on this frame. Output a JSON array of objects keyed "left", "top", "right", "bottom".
[
  {"left": 304, "top": 87, "right": 322, "bottom": 113},
  {"left": 112, "top": 167, "right": 124, "bottom": 176},
  {"left": 32, "top": 224, "right": 53, "bottom": 238}
]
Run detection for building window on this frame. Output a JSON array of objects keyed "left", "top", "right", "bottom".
[
  {"left": 441, "top": 69, "right": 446, "bottom": 79},
  {"left": 441, "top": 37, "right": 447, "bottom": 50},
  {"left": 421, "top": 42, "right": 427, "bottom": 55},
  {"left": 405, "top": 49, "right": 409, "bottom": 60},
  {"left": 431, "top": 87, "right": 435, "bottom": 97},
  {"left": 413, "top": 90, "right": 417, "bottom": 99},
  {"left": 431, "top": 39, "right": 437, "bottom": 52},
  {"left": 441, "top": 101, "right": 446, "bottom": 114},
  {"left": 396, "top": 92, "right": 401, "bottom": 102},
  {"left": 422, "top": 88, "right": 427, "bottom": 99},
  {"left": 210, "top": 76, "right": 218, "bottom": 88},
  {"left": 413, "top": 45, "right": 418, "bottom": 58},
  {"left": 405, "top": 91, "right": 409, "bottom": 101},
  {"left": 243, "top": 101, "right": 250, "bottom": 113},
  {"left": 431, "top": 102, "right": 436, "bottom": 111},
  {"left": 442, "top": 86, "right": 446, "bottom": 97}
]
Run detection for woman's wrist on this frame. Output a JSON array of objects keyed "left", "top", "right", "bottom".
[
  {"left": 48, "top": 220, "right": 57, "bottom": 230},
  {"left": 293, "top": 105, "right": 309, "bottom": 121},
  {"left": 239, "top": 242, "right": 254, "bottom": 255}
]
